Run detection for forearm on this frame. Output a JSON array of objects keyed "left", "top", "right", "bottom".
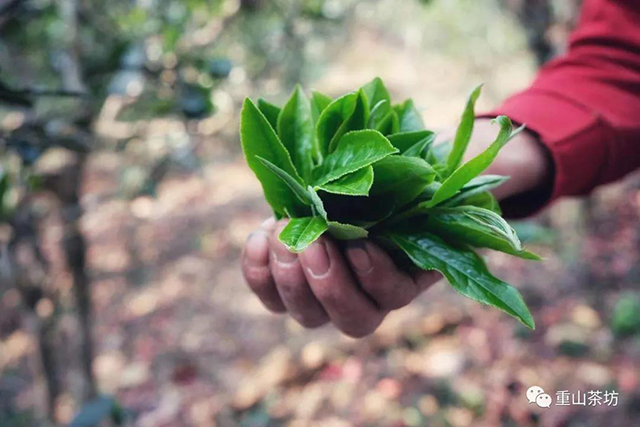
[{"left": 480, "top": 0, "right": 640, "bottom": 215}]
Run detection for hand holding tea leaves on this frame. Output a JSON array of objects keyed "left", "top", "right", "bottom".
[{"left": 241, "top": 78, "right": 547, "bottom": 336}]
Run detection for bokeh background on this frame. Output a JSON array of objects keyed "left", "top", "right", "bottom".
[{"left": 1, "top": 0, "right": 639, "bottom": 426}]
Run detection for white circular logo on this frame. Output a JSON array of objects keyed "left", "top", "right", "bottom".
[
  {"left": 526, "top": 385, "right": 545, "bottom": 404},
  {"left": 535, "top": 393, "right": 552, "bottom": 408}
]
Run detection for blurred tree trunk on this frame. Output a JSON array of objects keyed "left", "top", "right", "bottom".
[
  {"left": 501, "top": 0, "right": 582, "bottom": 66},
  {"left": 56, "top": 0, "right": 96, "bottom": 402},
  {"left": 501, "top": 0, "right": 553, "bottom": 66},
  {"left": 59, "top": 154, "right": 96, "bottom": 401},
  {"left": 37, "top": 309, "right": 60, "bottom": 420},
  {"left": 6, "top": 203, "right": 61, "bottom": 422}
]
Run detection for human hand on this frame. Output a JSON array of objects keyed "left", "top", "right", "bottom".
[
  {"left": 241, "top": 119, "right": 552, "bottom": 338},
  {"left": 241, "top": 218, "right": 440, "bottom": 337}
]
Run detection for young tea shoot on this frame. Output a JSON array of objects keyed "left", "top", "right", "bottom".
[{"left": 240, "top": 78, "right": 538, "bottom": 329}]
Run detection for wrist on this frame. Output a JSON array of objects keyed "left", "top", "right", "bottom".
[{"left": 468, "top": 119, "right": 553, "bottom": 201}]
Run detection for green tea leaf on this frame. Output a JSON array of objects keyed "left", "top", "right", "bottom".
[
  {"left": 257, "top": 98, "right": 281, "bottom": 131},
  {"left": 426, "top": 116, "right": 519, "bottom": 207},
  {"left": 312, "top": 91, "right": 333, "bottom": 111},
  {"left": 394, "top": 99, "right": 425, "bottom": 132},
  {"left": 369, "top": 100, "right": 391, "bottom": 129},
  {"left": 240, "top": 99, "right": 308, "bottom": 217},
  {"left": 446, "top": 84, "right": 483, "bottom": 174},
  {"left": 390, "top": 180, "right": 441, "bottom": 221},
  {"left": 442, "top": 175, "right": 509, "bottom": 207},
  {"left": 277, "top": 85, "right": 318, "bottom": 182},
  {"left": 330, "top": 157, "right": 435, "bottom": 227},
  {"left": 393, "top": 180, "right": 506, "bottom": 224},
  {"left": 421, "top": 181, "right": 441, "bottom": 200},
  {"left": 308, "top": 185, "right": 328, "bottom": 218},
  {"left": 425, "top": 206, "right": 541, "bottom": 260},
  {"left": 327, "top": 89, "right": 370, "bottom": 153},
  {"left": 257, "top": 156, "right": 311, "bottom": 205},
  {"left": 362, "top": 77, "right": 391, "bottom": 107},
  {"left": 313, "top": 130, "right": 398, "bottom": 186},
  {"left": 316, "top": 165, "right": 374, "bottom": 196},
  {"left": 388, "top": 231, "right": 535, "bottom": 329},
  {"left": 427, "top": 141, "right": 452, "bottom": 166},
  {"left": 368, "top": 97, "right": 400, "bottom": 135},
  {"left": 307, "top": 186, "right": 369, "bottom": 239},
  {"left": 404, "top": 134, "right": 435, "bottom": 158},
  {"left": 461, "top": 192, "right": 503, "bottom": 214},
  {"left": 369, "top": 156, "right": 436, "bottom": 210},
  {"left": 311, "top": 91, "right": 333, "bottom": 123},
  {"left": 404, "top": 140, "right": 432, "bottom": 158},
  {"left": 369, "top": 100, "right": 388, "bottom": 118},
  {"left": 374, "top": 110, "right": 400, "bottom": 135},
  {"left": 387, "top": 131, "right": 435, "bottom": 154},
  {"left": 316, "top": 92, "right": 358, "bottom": 157},
  {"left": 278, "top": 217, "right": 328, "bottom": 252},
  {"left": 386, "top": 112, "right": 401, "bottom": 135},
  {"left": 242, "top": 80, "right": 539, "bottom": 329},
  {"left": 327, "top": 222, "right": 369, "bottom": 240}
]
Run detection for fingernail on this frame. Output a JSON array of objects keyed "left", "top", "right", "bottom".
[
  {"left": 346, "top": 241, "right": 373, "bottom": 274},
  {"left": 245, "top": 232, "right": 269, "bottom": 265},
  {"left": 304, "top": 241, "right": 330, "bottom": 277}
]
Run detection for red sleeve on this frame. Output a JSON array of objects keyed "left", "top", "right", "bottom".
[{"left": 485, "top": 0, "right": 640, "bottom": 210}]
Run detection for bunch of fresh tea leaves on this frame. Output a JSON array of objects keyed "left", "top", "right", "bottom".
[{"left": 240, "top": 78, "right": 538, "bottom": 329}]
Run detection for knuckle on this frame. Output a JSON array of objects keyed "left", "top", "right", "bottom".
[
  {"left": 274, "top": 279, "right": 303, "bottom": 300},
  {"left": 272, "top": 259, "right": 301, "bottom": 276},
  {"left": 311, "top": 281, "right": 341, "bottom": 305},
  {"left": 360, "top": 275, "right": 417, "bottom": 311},
  {"left": 270, "top": 260, "right": 304, "bottom": 285}
]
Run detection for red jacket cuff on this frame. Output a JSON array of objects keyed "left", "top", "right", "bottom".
[{"left": 480, "top": 89, "right": 614, "bottom": 216}]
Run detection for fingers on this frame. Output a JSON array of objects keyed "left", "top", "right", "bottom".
[
  {"left": 243, "top": 219, "right": 437, "bottom": 338},
  {"left": 299, "top": 237, "right": 386, "bottom": 338},
  {"left": 241, "top": 218, "right": 286, "bottom": 313},
  {"left": 344, "top": 240, "right": 420, "bottom": 310},
  {"left": 269, "top": 222, "right": 329, "bottom": 328}
]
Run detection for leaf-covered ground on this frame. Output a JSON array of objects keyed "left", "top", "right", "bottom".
[
  {"left": 89, "top": 166, "right": 640, "bottom": 427},
  {"left": 3, "top": 135, "right": 639, "bottom": 426}
]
